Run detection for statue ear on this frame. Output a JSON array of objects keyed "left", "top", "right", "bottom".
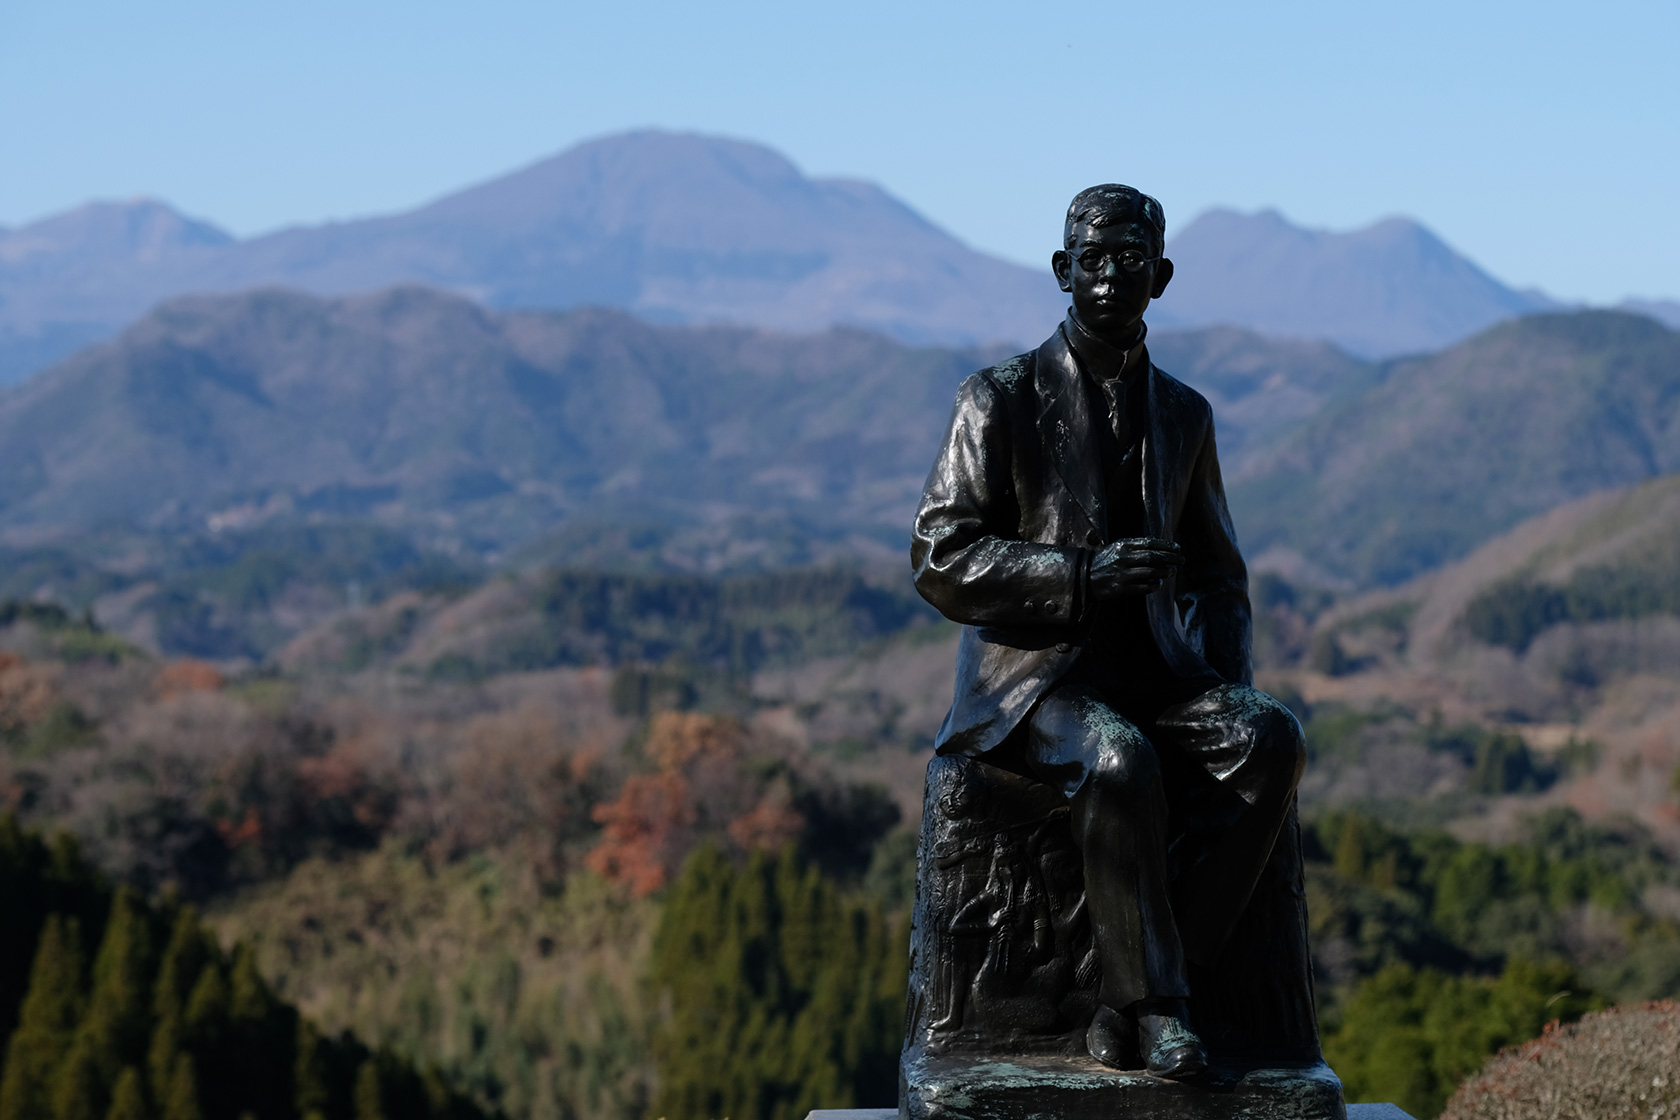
[
  {"left": 1151, "top": 257, "right": 1174, "bottom": 299},
  {"left": 1052, "top": 249, "right": 1074, "bottom": 293}
]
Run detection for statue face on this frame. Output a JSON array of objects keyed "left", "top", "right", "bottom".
[{"left": 1052, "top": 219, "right": 1173, "bottom": 340}]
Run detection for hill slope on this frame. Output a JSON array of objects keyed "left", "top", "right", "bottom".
[
  {"left": 0, "top": 287, "right": 1371, "bottom": 559},
  {"left": 1231, "top": 311, "right": 1680, "bottom": 586},
  {"left": 0, "top": 287, "right": 991, "bottom": 551}
]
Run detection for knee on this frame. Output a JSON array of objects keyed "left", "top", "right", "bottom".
[
  {"left": 1087, "top": 726, "right": 1161, "bottom": 802},
  {"left": 1246, "top": 693, "right": 1306, "bottom": 788}
]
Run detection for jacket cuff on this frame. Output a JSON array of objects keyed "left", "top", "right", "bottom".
[{"left": 1073, "top": 548, "right": 1092, "bottom": 624}]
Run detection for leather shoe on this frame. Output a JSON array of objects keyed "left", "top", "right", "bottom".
[
  {"left": 1135, "top": 999, "right": 1207, "bottom": 1080},
  {"left": 1085, "top": 1003, "right": 1137, "bottom": 1069}
]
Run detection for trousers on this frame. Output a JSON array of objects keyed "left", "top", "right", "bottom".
[{"left": 1000, "top": 657, "right": 1305, "bottom": 1012}]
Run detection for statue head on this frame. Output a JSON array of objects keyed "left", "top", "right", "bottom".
[{"left": 1052, "top": 184, "right": 1174, "bottom": 343}]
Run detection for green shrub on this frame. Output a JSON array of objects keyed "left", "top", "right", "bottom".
[{"left": 1324, "top": 958, "right": 1599, "bottom": 1119}]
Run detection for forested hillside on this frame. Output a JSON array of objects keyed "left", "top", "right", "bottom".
[
  {"left": 0, "top": 817, "right": 490, "bottom": 1120},
  {"left": 7, "top": 535, "right": 1680, "bottom": 1118},
  {"left": 3, "top": 288, "right": 1680, "bottom": 1120},
  {"left": 0, "top": 285, "right": 1382, "bottom": 565},
  {"left": 1233, "top": 311, "right": 1680, "bottom": 584}
]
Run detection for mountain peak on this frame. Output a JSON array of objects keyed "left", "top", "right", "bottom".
[
  {"left": 0, "top": 199, "right": 232, "bottom": 265},
  {"left": 1158, "top": 207, "right": 1551, "bottom": 356}
]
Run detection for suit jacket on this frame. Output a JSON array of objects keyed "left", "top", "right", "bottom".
[{"left": 911, "top": 321, "right": 1252, "bottom": 756}]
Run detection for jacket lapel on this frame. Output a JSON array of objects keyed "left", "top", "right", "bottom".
[
  {"left": 1141, "top": 360, "right": 1170, "bottom": 536},
  {"left": 1141, "top": 356, "right": 1217, "bottom": 676},
  {"left": 1035, "top": 325, "right": 1104, "bottom": 536}
]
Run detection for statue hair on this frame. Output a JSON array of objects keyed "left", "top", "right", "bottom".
[{"left": 1063, "top": 185, "right": 1166, "bottom": 248}]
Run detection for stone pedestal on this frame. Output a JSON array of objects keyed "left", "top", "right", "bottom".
[
  {"left": 899, "top": 753, "right": 1343, "bottom": 1119},
  {"left": 901, "top": 1052, "right": 1344, "bottom": 1120},
  {"left": 809, "top": 1106, "right": 1412, "bottom": 1120}
]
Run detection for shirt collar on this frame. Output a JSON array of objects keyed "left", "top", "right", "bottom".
[{"left": 1064, "top": 309, "right": 1148, "bottom": 384}]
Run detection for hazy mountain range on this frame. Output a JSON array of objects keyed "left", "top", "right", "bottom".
[
  {"left": 1153, "top": 208, "right": 1556, "bottom": 357},
  {"left": 2, "top": 285, "right": 1675, "bottom": 592},
  {"left": 4, "top": 129, "right": 1654, "bottom": 384},
  {"left": 0, "top": 287, "right": 1369, "bottom": 561}
]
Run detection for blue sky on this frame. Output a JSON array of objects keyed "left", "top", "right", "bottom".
[{"left": 2, "top": 0, "right": 1675, "bottom": 304}]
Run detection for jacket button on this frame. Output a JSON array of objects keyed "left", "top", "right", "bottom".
[
  {"left": 1024, "top": 600, "right": 1037, "bottom": 613},
  {"left": 1045, "top": 602, "right": 1060, "bottom": 616},
  {"left": 1087, "top": 531, "right": 1101, "bottom": 546}
]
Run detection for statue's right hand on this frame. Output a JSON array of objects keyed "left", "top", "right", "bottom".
[{"left": 1088, "top": 537, "right": 1183, "bottom": 600}]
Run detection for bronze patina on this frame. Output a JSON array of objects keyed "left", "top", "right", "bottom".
[{"left": 900, "top": 186, "right": 1341, "bottom": 1119}]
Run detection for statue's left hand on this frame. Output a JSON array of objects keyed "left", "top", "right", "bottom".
[{"left": 1088, "top": 537, "right": 1183, "bottom": 600}]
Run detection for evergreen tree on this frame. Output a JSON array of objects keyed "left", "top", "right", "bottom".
[
  {"left": 182, "top": 961, "right": 228, "bottom": 1045},
  {"left": 1334, "top": 814, "right": 1368, "bottom": 881},
  {"left": 180, "top": 962, "right": 230, "bottom": 1117},
  {"left": 147, "top": 910, "right": 206, "bottom": 1109},
  {"left": 143, "top": 1016, "right": 181, "bottom": 1117},
  {"left": 224, "top": 943, "right": 293, "bottom": 1120},
  {"left": 105, "top": 1066, "right": 149, "bottom": 1120},
  {"left": 652, "top": 844, "right": 777, "bottom": 1120},
  {"left": 651, "top": 845, "right": 904, "bottom": 1120},
  {"left": 76, "top": 888, "right": 157, "bottom": 1091},
  {"left": 1, "top": 818, "right": 490, "bottom": 1120},
  {"left": 0, "top": 915, "right": 89, "bottom": 1120},
  {"left": 353, "top": 1059, "right": 385, "bottom": 1120},
  {"left": 226, "top": 945, "right": 273, "bottom": 1024},
  {"left": 152, "top": 910, "right": 208, "bottom": 1024},
  {"left": 293, "top": 1019, "right": 330, "bottom": 1120},
  {"left": 159, "top": 1054, "right": 201, "bottom": 1120},
  {"left": 51, "top": 1032, "right": 105, "bottom": 1120}
]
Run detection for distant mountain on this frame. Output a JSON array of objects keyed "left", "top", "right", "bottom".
[
  {"left": 1146, "top": 327, "right": 1376, "bottom": 472},
  {"left": 1230, "top": 311, "right": 1680, "bottom": 586},
  {"left": 0, "top": 131, "right": 1065, "bottom": 383},
  {"left": 0, "top": 286, "right": 1373, "bottom": 558},
  {"left": 0, "top": 287, "right": 989, "bottom": 551},
  {"left": 1617, "top": 298, "right": 1680, "bottom": 330},
  {"left": 7, "top": 129, "right": 1640, "bottom": 386},
  {"left": 0, "top": 200, "right": 237, "bottom": 383},
  {"left": 1155, "top": 208, "right": 1556, "bottom": 357}
]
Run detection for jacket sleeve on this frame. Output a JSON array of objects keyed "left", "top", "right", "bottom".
[
  {"left": 1173, "top": 412, "right": 1253, "bottom": 684},
  {"left": 911, "top": 372, "right": 1088, "bottom": 629}
]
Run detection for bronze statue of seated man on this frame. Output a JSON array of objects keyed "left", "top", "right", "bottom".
[{"left": 910, "top": 184, "right": 1306, "bottom": 1081}]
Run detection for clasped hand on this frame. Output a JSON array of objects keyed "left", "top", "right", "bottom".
[{"left": 1089, "top": 537, "right": 1182, "bottom": 600}]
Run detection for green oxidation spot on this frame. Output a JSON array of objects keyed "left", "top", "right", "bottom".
[
  {"left": 990, "top": 355, "right": 1032, "bottom": 388},
  {"left": 1070, "top": 692, "right": 1141, "bottom": 745}
]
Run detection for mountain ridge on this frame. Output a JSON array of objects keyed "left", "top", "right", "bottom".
[
  {"left": 0, "top": 131, "right": 1065, "bottom": 382},
  {"left": 0, "top": 285, "right": 1383, "bottom": 561},
  {"left": 1153, "top": 207, "right": 1556, "bottom": 357},
  {"left": 0, "top": 130, "right": 1597, "bottom": 383},
  {"left": 1232, "top": 310, "right": 1680, "bottom": 586}
]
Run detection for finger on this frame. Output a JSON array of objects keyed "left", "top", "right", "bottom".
[
  {"left": 1118, "top": 567, "right": 1173, "bottom": 582},
  {"left": 1123, "top": 551, "right": 1184, "bottom": 567}
]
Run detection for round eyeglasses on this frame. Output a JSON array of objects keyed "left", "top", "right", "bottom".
[{"left": 1075, "top": 249, "right": 1160, "bottom": 274}]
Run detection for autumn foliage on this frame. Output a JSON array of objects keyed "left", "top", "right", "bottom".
[
  {"left": 586, "top": 713, "right": 810, "bottom": 896},
  {"left": 152, "top": 659, "right": 225, "bottom": 698}
]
